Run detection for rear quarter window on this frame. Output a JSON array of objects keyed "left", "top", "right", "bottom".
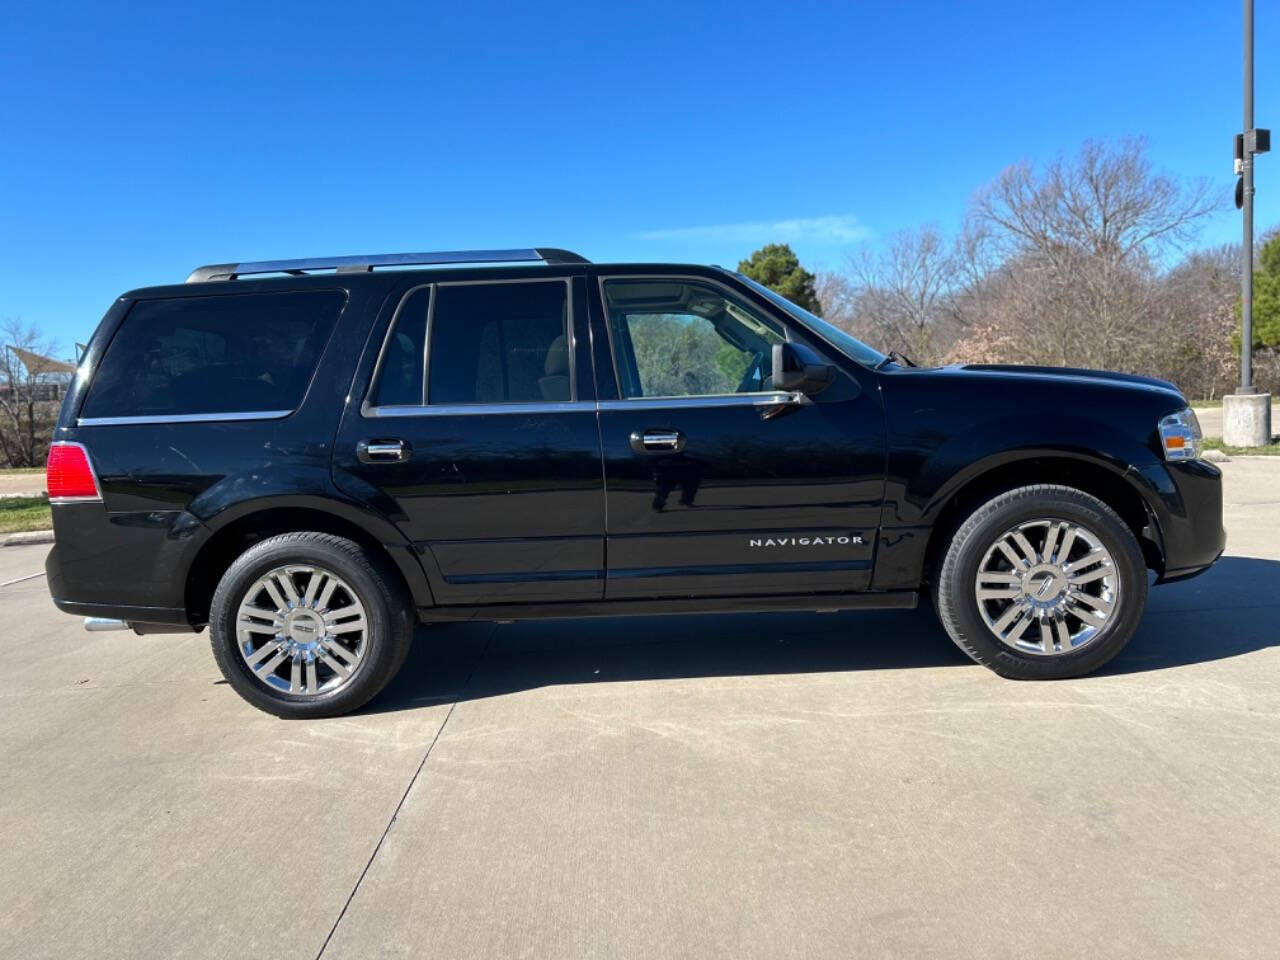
[{"left": 81, "top": 290, "right": 346, "bottom": 420}]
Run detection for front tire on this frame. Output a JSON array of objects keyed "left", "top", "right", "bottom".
[
  {"left": 209, "top": 532, "right": 413, "bottom": 718},
  {"left": 933, "top": 485, "right": 1147, "bottom": 679}
]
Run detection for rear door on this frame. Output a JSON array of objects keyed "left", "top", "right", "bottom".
[
  {"left": 590, "top": 271, "right": 886, "bottom": 599},
  {"left": 334, "top": 272, "right": 605, "bottom": 605}
]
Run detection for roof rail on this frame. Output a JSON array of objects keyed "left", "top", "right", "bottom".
[{"left": 186, "top": 247, "right": 590, "bottom": 283}]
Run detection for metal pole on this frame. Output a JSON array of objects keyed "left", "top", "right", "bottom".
[{"left": 1241, "top": 0, "right": 1256, "bottom": 392}]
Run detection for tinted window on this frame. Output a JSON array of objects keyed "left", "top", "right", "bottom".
[
  {"left": 603, "top": 279, "right": 783, "bottom": 398},
  {"left": 427, "top": 281, "right": 569, "bottom": 404},
  {"left": 82, "top": 291, "right": 345, "bottom": 419},
  {"left": 372, "top": 287, "right": 428, "bottom": 406}
]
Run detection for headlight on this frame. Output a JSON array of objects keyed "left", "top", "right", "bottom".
[{"left": 1159, "top": 407, "right": 1202, "bottom": 461}]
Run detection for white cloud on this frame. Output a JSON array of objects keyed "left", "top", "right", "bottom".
[{"left": 636, "top": 214, "right": 869, "bottom": 246}]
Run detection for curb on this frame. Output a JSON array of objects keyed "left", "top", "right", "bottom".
[{"left": 1, "top": 530, "right": 54, "bottom": 547}]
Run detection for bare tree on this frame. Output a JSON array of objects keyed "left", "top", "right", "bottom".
[
  {"left": 845, "top": 226, "right": 966, "bottom": 363},
  {"left": 814, "top": 270, "right": 859, "bottom": 333},
  {"left": 970, "top": 137, "right": 1219, "bottom": 267},
  {"left": 812, "top": 137, "right": 1241, "bottom": 395},
  {"left": 1147, "top": 245, "right": 1240, "bottom": 400},
  {"left": 0, "top": 318, "right": 67, "bottom": 468},
  {"left": 954, "top": 139, "right": 1224, "bottom": 371}
]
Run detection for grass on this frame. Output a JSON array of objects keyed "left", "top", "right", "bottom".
[
  {"left": 0, "top": 466, "right": 45, "bottom": 475},
  {"left": 0, "top": 495, "right": 52, "bottom": 534},
  {"left": 1203, "top": 437, "right": 1280, "bottom": 456}
]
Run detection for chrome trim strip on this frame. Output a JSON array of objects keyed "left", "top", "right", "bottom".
[
  {"left": 364, "top": 392, "right": 804, "bottom": 418},
  {"left": 365, "top": 401, "right": 593, "bottom": 418},
  {"left": 77, "top": 410, "right": 292, "bottom": 426},
  {"left": 433, "top": 276, "right": 574, "bottom": 288},
  {"left": 597, "top": 392, "right": 802, "bottom": 412},
  {"left": 423, "top": 282, "right": 436, "bottom": 405},
  {"left": 568, "top": 279, "right": 578, "bottom": 404},
  {"left": 363, "top": 393, "right": 804, "bottom": 417}
]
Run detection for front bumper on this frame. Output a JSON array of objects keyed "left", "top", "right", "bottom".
[{"left": 1127, "top": 459, "right": 1226, "bottom": 583}]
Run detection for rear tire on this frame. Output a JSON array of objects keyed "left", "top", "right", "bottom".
[
  {"left": 209, "top": 532, "right": 413, "bottom": 718},
  {"left": 933, "top": 485, "right": 1147, "bottom": 679}
]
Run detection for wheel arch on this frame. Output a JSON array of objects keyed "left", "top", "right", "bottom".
[
  {"left": 919, "top": 454, "right": 1162, "bottom": 589},
  {"left": 185, "top": 500, "right": 432, "bottom": 625}
]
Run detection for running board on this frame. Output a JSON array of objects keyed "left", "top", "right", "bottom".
[{"left": 418, "top": 590, "right": 919, "bottom": 623}]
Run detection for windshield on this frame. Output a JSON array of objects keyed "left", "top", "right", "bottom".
[{"left": 735, "top": 275, "right": 887, "bottom": 368}]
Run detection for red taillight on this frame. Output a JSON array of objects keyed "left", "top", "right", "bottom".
[{"left": 46, "top": 442, "right": 101, "bottom": 502}]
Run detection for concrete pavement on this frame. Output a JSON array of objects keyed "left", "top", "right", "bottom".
[
  {"left": 0, "top": 473, "right": 45, "bottom": 498},
  {"left": 2, "top": 462, "right": 1278, "bottom": 959}
]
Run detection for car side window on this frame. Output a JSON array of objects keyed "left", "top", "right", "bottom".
[
  {"left": 372, "top": 280, "right": 571, "bottom": 407},
  {"left": 602, "top": 279, "right": 784, "bottom": 399},
  {"left": 372, "top": 287, "right": 428, "bottom": 406},
  {"left": 81, "top": 290, "right": 345, "bottom": 419}
]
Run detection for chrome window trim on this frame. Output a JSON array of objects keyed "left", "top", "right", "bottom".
[
  {"left": 364, "top": 400, "right": 595, "bottom": 418},
  {"left": 424, "top": 281, "right": 436, "bottom": 404},
  {"left": 362, "top": 392, "right": 805, "bottom": 418},
  {"left": 596, "top": 392, "right": 805, "bottom": 412},
  {"left": 361, "top": 276, "right": 577, "bottom": 419},
  {"left": 596, "top": 273, "right": 788, "bottom": 402},
  {"left": 77, "top": 409, "right": 293, "bottom": 427}
]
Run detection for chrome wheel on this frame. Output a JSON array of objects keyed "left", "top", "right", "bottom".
[
  {"left": 235, "top": 565, "right": 368, "bottom": 696},
  {"left": 974, "top": 519, "right": 1119, "bottom": 656}
]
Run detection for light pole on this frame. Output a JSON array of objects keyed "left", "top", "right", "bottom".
[
  {"left": 1225, "top": 0, "right": 1272, "bottom": 446},
  {"left": 1241, "top": 0, "right": 1255, "bottom": 393}
]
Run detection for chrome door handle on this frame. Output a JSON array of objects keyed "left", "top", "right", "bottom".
[
  {"left": 629, "top": 429, "right": 686, "bottom": 454},
  {"left": 357, "top": 439, "right": 411, "bottom": 463}
]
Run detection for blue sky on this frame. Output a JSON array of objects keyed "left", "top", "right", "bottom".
[{"left": 1, "top": 0, "right": 1275, "bottom": 350}]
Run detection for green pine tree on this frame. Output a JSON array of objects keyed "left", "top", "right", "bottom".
[
  {"left": 1251, "top": 232, "right": 1280, "bottom": 348},
  {"left": 737, "top": 243, "right": 823, "bottom": 316}
]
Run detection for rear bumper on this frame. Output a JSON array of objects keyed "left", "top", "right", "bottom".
[
  {"left": 48, "top": 590, "right": 193, "bottom": 627},
  {"left": 1127, "top": 460, "right": 1226, "bottom": 583},
  {"left": 45, "top": 503, "right": 209, "bottom": 623}
]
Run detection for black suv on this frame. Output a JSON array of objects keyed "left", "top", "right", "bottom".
[{"left": 45, "top": 248, "right": 1225, "bottom": 717}]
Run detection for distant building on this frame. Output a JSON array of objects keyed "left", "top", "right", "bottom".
[{"left": 3, "top": 345, "right": 76, "bottom": 403}]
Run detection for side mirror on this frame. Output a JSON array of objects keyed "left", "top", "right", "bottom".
[{"left": 771, "top": 342, "right": 835, "bottom": 397}]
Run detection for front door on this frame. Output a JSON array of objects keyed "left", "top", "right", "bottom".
[
  {"left": 334, "top": 273, "right": 605, "bottom": 605},
  {"left": 591, "top": 272, "right": 885, "bottom": 599}
]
